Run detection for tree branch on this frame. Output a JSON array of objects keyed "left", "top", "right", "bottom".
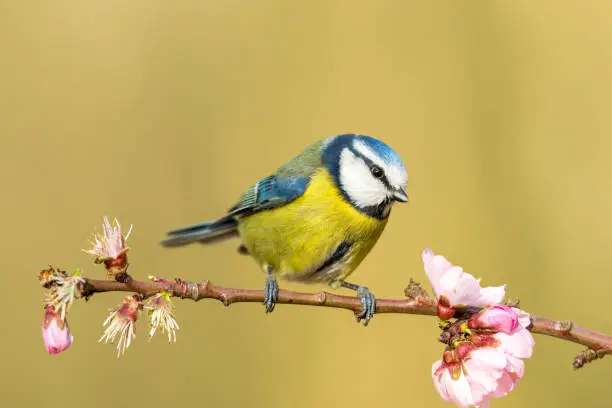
[
  {"left": 80, "top": 276, "right": 612, "bottom": 368},
  {"left": 81, "top": 277, "right": 439, "bottom": 315}
]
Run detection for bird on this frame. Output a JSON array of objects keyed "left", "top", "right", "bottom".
[{"left": 160, "top": 134, "right": 408, "bottom": 325}]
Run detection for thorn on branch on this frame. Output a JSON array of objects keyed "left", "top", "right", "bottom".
[{"left": 573, "top": 348, "right": 608, "bottom": 370}]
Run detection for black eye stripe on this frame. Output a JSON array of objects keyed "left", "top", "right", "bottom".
[
  {"left": 379, "top": 173, "right": 391, "bottom": 188},
  {"left": 370, "top": 165, "right": 384, "bottom": 178},
  {"left": 348, "top": 147, "right": 392, "bottom": 188}
]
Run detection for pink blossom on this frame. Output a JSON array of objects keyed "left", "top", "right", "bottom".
[
  {"left": 422, "top": 249, "right": 505, "bottom": 310},
  {"left": 41, "top": 306, "right": 73, "bottom": 355},
  {"left": 432, "top": 326, "right": 534, "bottom": 407},
  {"left": 483, "top": 315, "right": 534, "bottom": 401},
  {"left": 469, "top": 305, "right": 519, "bottom": 334},
  {"left": 84, "top": 216, "right": 132, "bottom": 275},
  {"left": 494, "top": 322, "right": 535, "bottom": 361},
  {"left": 85, "top": 216, "right": 131, "bottom": 259},
  {"left": 425, "top": 249, "right": 535, "bottom": 407},
  {"left": 432, "top": 346, "right": 507, "bottom": 408}
]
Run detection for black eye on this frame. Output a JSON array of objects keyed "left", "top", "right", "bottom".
[{"left": 370, "top": 165, "right": 384, "bottom": 179}]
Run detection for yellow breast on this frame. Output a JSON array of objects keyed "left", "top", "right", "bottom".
[{"left": 237, "top": 168, "right": 388, "bottom": 284}]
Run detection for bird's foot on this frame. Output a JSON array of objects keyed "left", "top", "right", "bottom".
[
  {"left": 340, "top": 281, "right": 376, "bottom": 326},
  {"left": 264, "top": 273, "right": 279, "bottom": 313},
  {"left": 355, "top": 286, "right": 376, "bottom": 326}
]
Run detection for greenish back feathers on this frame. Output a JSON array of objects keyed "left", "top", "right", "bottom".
[{"left": 228, "top": 139, "right": 326, "bottom": 217}]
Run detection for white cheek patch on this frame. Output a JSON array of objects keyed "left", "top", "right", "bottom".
[
  {"left": 352, "top": 139, "right": 408, "bottom": 188},
  {"left": 339, "top": 148, "right": 387, "bottom": 207}
]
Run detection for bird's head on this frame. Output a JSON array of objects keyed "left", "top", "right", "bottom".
[{"left": 322, "top": 134, "right": 408, "bottom": 219}]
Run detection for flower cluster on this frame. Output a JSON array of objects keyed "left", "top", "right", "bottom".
[
  {"left": 85, "top": 218, "right": 180, "bottom": 355},
  {"left": 98, "top": 287, "right": 181, "bottom": 357},
  {"left": 39, "top": 217, "right": 181, "bottom": 357},
  {"left": 423, "top": 249, "right": 535, "bottom": 407}
]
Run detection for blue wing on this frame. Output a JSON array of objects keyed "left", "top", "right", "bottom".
[
  {"left": 228, "top": 175, "right": 310, "bottom": 217},
  {"left": 161, "top": 175, "right": 309, "bottom": 247}
]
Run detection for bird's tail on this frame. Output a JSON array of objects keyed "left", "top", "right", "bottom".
[{"left": 160, "top": 215, "right": 239, "bottom": 247}]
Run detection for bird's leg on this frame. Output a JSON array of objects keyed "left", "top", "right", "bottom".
[
  {"left": 263, "top": 265, "right": 279, "bottom": 313},
  {"left": 340, "top": 281, "right": 376, "bottom": 326}
]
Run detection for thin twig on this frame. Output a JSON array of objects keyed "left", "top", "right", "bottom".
[
  {"left": 80, "top": 277, "right": 612, "bottom": 368},
  {"left": 81, "top": 277, "right": 439, "bottom": 315}
]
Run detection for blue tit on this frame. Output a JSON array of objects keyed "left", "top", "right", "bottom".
[{"left": 161, "top": 133, "right": 408, "bottom": 325}]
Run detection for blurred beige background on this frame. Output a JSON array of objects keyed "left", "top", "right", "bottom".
[{"left": 2, "top": 1, "right": 612, "bottom": 407}]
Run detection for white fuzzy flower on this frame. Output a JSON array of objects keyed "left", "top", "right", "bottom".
[
  {"left": 146, "top": 291, "right": 179, "bottom": 342},
  {"left": 99, "top": 295, "right": 142, "bottom": 357},
  {"left": 48, "top": 272, "right": 84, "bottom": 321},
  {"left": 84, "top": 216, "right": 132, "bottom": 261}
]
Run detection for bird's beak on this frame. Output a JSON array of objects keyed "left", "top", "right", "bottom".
[{"left": 392, "top": 187, "right": 409, "bottom": 203}]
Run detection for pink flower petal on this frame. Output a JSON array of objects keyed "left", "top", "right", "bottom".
[
  {"left": 477, "top": 398, "right": 491, "bottom": 408},
  {"left": 41, "top": 311, "right": 73, "bottom": 355},
  {"left": 423, "top": 249, "right": 453, "bottom": 298},
  {"left": 470, "top": 305, "right": 518, "bottom": 334},
  {"left": 437, "top": 267, "right": 462, "bottom": 299},
  {"left": 505, "top": 354, "right": 525, "bottom": 377},
  {"left": 446, "top": 269, "right": 483, "bottom": 307},
  {"left": 467, "top": 348, "right": 508, "bottom": 376},
  {"left": 495, "top": 327, "right": 535, "bottom": 359},
  {"left": 432, "top": 348, "right": 511, "bottom": 408},
  {"left": 476, "top": 285, "right": 506, "bottom": 306},
  {"left": 483, "top": 346, "right": 528, "bottom": 400},
  {"left": 422, "top": 249, "right": 506, "bottom": 308},
  {"left": 491, "top": 371, "right": 516, "bottom": 397},
  {"left": 440, "top": 370, "right": 479, "bottom": 408},
  {"left": 512, "top": 308, "right": 532, "bottom": 329},
  {"left": 431, "top": 360, "right": 451, "bottom": 402}
]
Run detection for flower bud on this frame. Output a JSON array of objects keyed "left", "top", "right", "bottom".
[
  {"left": 437, "top": 296, "right": 456, "bottom": 320},
  {"left": 41, "top": 306, "right": 73, "bottom": 355},
  {"left": 469, "top": 305, "right": 519, "bottom": 334}
]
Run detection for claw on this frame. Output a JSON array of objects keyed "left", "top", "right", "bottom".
[
  {"left": 339, "top": 281, "right": 377, "bottom": 326},
  {"left": 264, "top": 272, "right": 279, "bottom": 313},
  {"left": 355, "top": 286, "right": 376, "bottom": 326}
]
